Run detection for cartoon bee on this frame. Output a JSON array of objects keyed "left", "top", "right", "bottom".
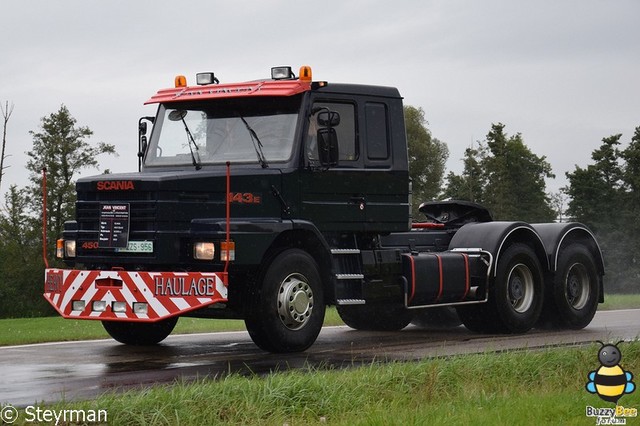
[{"left": 586, "top": 341, "right": 635, "bottom": 404}]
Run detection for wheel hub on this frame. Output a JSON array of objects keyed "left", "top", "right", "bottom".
[
  {"left": 568, "top": 274, "right": 580, "bottom": 298},
  {"left": 277, "top": 273, "right": 314, "bottom": 330},
  {"left": 507, "top": 263, "right": 534, "bottom": 313},
  {"left": 565, "top": 263, "right": 589, "bottom": 310},
  {"left": 509, "top": 276, "right": 524, "bottom": 300}
]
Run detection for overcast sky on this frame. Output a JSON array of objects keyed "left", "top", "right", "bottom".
[{"left": 1, "top": 0, "right": 639, "bottom": 206}]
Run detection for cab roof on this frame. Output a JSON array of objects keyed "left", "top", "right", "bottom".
[
  {"left": 145, "top": 79, "right": 312, "bottom": 105},
  {"left": 145, "top": 65, "right": 401, "bottom": 104}
]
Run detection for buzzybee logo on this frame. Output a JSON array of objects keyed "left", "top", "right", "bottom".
[
  {"left": 585, "top": 341, "right": 637, "bottom": 424},
  {"left": 586, "top": 341, "right": 635, "bottom": 403}
]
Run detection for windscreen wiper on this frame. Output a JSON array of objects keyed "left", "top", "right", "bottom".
[
  {"left": 168, "top": 110, "right": 201, "bottom": 170},
  {"left": 239, "top": 116, "right": 268, "bottom": 168}
]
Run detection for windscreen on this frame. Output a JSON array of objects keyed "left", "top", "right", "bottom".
[{"left": 144, "top": 96, "right": 302, "bottom": 167}]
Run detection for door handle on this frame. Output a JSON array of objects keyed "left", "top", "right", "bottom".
[{"left": 349, "top": 196, "right": 366, "bottom": 210}]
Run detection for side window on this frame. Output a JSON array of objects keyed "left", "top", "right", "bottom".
[
  {"left": 365, "top": 102, "right": 389, "bottom": 160},
  {"left": 307, "top": 102, "right": 357, "bottom": 164}
]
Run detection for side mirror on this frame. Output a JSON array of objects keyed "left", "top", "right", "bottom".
[
  {"left": 138, "top": 116, "right": 154, "bottom": 171},
  {"left": 317, "top": 128, "right": 339, "bottom": 167},
  {"left": 317, "top": 111, "right": 340, "bottom": 127}
]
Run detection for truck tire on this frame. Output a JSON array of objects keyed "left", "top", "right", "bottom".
[
  {"left": 102, "top": 317, "right": 178, "bottom": 345},
  {"left": 458, "top": 243, "right": 544, "bottom": 334},
  {"left": 244, "top": 249, "right": 325, "bottom": 353},
  {"left": 337, "top": 304, "right": 412, "bottom": 331},
  {"left": 456, "top": 303, "right": 497, "bottom": 333},
  {"left": 411, "top": 307, "right": 462, "bottom": 329},
  {"left": 540, "top": 244, "right": 599, "bottom": 329}
]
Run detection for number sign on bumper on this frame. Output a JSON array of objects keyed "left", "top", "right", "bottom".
[{"left": 116, "top": 241, "right": 154, "bottom": 253}]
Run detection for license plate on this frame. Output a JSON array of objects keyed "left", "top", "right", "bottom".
[{"left": 116, "top": 241, "right": 153, "bottom": 253}]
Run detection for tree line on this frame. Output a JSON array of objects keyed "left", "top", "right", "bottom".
[
  {"left": 0, "top": 105, "right": 115, "bottom": 317},
  {"left": 405, "top": 105, "right": 638, "bottom": 293},
  {"left": 0, "top": 104, "right": 637, "bottom": 318}
]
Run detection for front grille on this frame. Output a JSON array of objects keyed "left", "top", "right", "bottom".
[
  {"left": 76, "top": 200, "right": 157, "bottom": 233},
  {"left": 75, "top": 191, "right": 159, "bottom": 260}
]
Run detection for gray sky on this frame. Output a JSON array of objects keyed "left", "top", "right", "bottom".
[{"left": 1, "top": 0, "right": 639, "bottom": 205}]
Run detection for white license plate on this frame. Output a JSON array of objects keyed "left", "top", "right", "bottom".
[{"left": 116, "top": 241, "right": 153, "bottom": 253}]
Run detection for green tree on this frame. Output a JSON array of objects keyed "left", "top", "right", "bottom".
[
  {"left": 444, "top": 123, "right": 555, "bottom": 222},
  {"left": 0, "top": 105, "right": 116, "bottom": 317},
  {"left": 404, "top": 105, "right": 449, "bottom": 218},
  {"left": 0, "top": 185, "right": 33, "bottom": 261},
  {"left": 26, "top": 105, "right": 116, "bottom": 256},
  {"left": 622, "top": 127, "right": 640, "bottom": 196},
  {"left": 0, "top": 185, "right": 50, "bottom": 317},
  {"left": 443, "top": 144, "right": 487, "bottom": 203},
  {"left": 548, "top": 191, "right": 568, "bottom": 222},
  {"left": 566, "top": 130, "right": 640, "bottom": 292},
  {"left": 621, "top": 128, "right": 640, "bottom": 289},
  {"left": 566, "top": 134, "right": 623, "bottom": 228},
  {"left": 482, "top": 124, "right": 555, "bottom": 222}
]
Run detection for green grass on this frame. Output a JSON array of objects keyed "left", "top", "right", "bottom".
[
  {"left": 599, "top": 293, "right": 640, "bottom": 311},
  {"left": 0, "top": 294, "right": 637, "bottom": 347},
  {"left": 18, "top": 342, "right": 640, "bottom": 425}
]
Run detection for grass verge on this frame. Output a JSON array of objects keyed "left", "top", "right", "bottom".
[
  {"left": 599, "top": 293, "right": 640, "bottom": 311},
  {"left": 17, "top": 342, "right": 640, "bottom": 425}
]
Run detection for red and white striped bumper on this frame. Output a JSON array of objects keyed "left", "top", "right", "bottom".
[{"left": 44, "top": 268, "right": 228, "bottom": 322}]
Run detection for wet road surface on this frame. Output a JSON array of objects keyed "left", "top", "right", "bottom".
[{"left": 1, "top": 309, "right": 639, "bottom": 406}]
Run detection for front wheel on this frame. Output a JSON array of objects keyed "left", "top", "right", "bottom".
[
  {"left": 244, "top": 249, "right": 325, "bottom": 353},
  {"left": 102, "top": 317, "right": 178, "bottom": 345}
]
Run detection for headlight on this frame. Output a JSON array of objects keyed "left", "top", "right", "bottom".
[
  {"left": 65, "top": 240, "right": 76, "bottom": 258},
  {"left": 92, "top": 301, "right": 107, "bottom": 312},
  {"left": 194, "top": 242, "right": 215, "bottom": 260},
  {"left": 133, "top": 302, "right": 148, "bottom": 315},
  {"left": 112, "top": 302, "right": 127, "bottom": 313}
]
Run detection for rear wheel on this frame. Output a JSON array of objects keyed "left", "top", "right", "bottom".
[
  {"left": 102, "top": 317, "right": 178, "bottom": 345},
  {"left": 244, "top": 249, "right": 325, "bottom": 353},
  {"left": 458, "top": 243, "right": 544, "bottom": 334},
  {"left": 337, "top": 303, "right": 412, "bottom": 331},
  {"left": 541, "top": 244, "right": 599, "bottom": 329}
]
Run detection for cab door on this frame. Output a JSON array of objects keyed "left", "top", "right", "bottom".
[
  {"left": 360, "top": 100, "right": 410, "bottom": 233},
  {"left": 300, "top": 99, "right": 367, "bottom": 232},
  {"left": 300, "top": 96, "right": 409, "bottom": 234}
]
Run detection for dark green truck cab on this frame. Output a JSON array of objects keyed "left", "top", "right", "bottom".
[{"left": 46, "top": 66, "right": 604, "bottom": 352}]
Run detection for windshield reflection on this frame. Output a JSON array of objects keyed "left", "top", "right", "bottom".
[{"left": 145, "top": 97, "right": 301, "bottom": 167}]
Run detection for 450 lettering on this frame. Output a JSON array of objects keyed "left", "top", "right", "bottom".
[
  {"left": 82, "top": 241, "right": 99, "bottom": 250},
  {"left": 228, "top": 192, "right": 261, "bottom": 204}
]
